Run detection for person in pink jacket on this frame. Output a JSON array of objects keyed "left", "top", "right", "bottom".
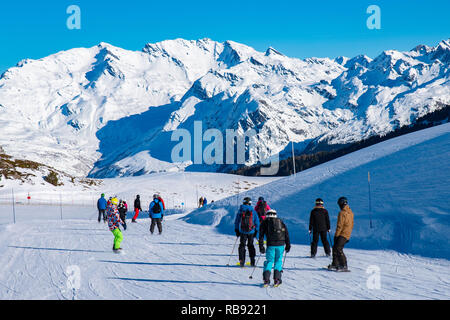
[{"left": 254, "top": 197, "right": 271, "bottom": 222}]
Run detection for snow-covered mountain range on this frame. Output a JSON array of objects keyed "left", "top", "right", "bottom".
[{"left": 0, "top": 38, "right": 449, "bottom": 178}]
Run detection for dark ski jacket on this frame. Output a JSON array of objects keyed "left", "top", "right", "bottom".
[
  {"left": 309, "top": 206, "right": 330, "bottom": 232},
  {"left": 134, "top": 197, "right": 142, "bottom": 211},
  {"left": 259, "top": 216, "right": 290, "bottom": 247}
]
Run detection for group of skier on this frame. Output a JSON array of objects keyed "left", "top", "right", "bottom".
[
  {"left": 96, "top": 191, "right": 355, "bottom": 285},
  {"left": 97, "top": 193, "right": 166, "bottom": 253},
  {"left": 234, "top": 195, "right": 354, "bottom": 287}
]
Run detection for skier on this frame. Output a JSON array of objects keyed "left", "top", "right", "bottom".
[
  {"left": 259, "top": 209, "right": 291, "bottom": 287},
  {"left": 234, "top": 197, "right": 260, "bottom": 267},
  {"left": 118, "top": 199, "right": 128, "bottom": 231},
  {"left": 328, "top": 197, "right": 354, "bottom": 271},
  {"left": 97, "top": 193, "right": 107, "bottom": 223},
  {"left": 132, "top": 195, "right": 142, "bottom": 223},
  {"left": 203, "top": 197, "right": 208, "bottom": 206},
  {"left": 107, "top": 197, "right": 124, "bottom": 253},
  {"left": 156, "top": 193, "right": 166, "bottom": 210},
  {"left": 309, "top": 198, "right": 331, "bottom": 257},
  {"left": 149, "top": 194, "right": 164, "bottom": 235},
  {"left": 198, "top": 197, "right": 204, "bottom": 208},
  {"left": 254, "top": 197, "right": 270, "bottom": 222}
]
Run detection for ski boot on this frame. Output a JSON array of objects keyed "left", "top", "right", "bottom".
[
  {"left": 262, "top": 271, "right": 271, "bottom": 287},
  {"left": 327, "top": 264, "right": 338, "bottom": 271},
  {"left": 273, "top": 270, "right": 282, "bottom": 287}
]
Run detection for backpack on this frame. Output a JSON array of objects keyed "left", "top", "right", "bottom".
[
  {"left": 268, "top": 217, "right": 285, "bottom": 242},
  {"left": 257, "top": 201, "right": 268, "bottom": 218},
  {"left": 152, "top": 201, "right": 162, "bottom": 214},
  {"left": 240, "top": 209, "right": 254, "bottom": 233}
]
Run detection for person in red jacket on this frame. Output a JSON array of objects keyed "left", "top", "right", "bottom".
[
  {"left": 254, "top": 197, "right": 270, "bottom": 222},
  {"left": 157, "top": 194, "right": 166, "bottom": 210}
]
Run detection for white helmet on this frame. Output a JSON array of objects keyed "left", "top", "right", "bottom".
[{"left": 266, "top": 209, "right": 277, "bottom": 217}]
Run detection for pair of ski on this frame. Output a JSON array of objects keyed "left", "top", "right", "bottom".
[
  {"left": 262, "top": 283, "right": 281, "bottom": 288},
  {"left": 323, "top": 266, "right": 351, "bottom": 272}
]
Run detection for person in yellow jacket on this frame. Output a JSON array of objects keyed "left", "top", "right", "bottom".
[{"left": 328, "top": 197, "right": 354, "bottom": 271}]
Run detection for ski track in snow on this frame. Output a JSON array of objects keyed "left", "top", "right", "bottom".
[{"left": 0, "top": 211, "right": 448, "bottom": 300}]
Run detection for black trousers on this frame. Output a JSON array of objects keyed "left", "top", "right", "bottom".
[
  {"left": 119, "top": 212, "right": 127, "bottom": 230},
  {"left": 98, "top": 209, "right": 106, "bottom": 222},
  {"left": 150, "top": 218, "right": 162, "bottom": 234},
  {"left": 332, "top": 236, "right": 349, "bottom": 268},
  {"left": 238, "top": 233, "right": 256, "bottom": 264},
  {"left": 311, "top": 231, "right": 331, "bottom": 256}
]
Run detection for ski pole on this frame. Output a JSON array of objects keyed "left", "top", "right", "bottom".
[
  {"left": 328, "top": 231, "right": 333, "bottom": 247},
  {"left": 249, "top": 253, "right": 262, "bottom": 279},
  {"left": 226, "top": 236, "right": 239, "bottom": 266},
  {"left": 281, "top": 252, "right": 287, "bottom": 273}
]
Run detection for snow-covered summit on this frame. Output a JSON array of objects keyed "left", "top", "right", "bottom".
[{"left": 0, "top": 38, "right": 448, "bottom": 178}]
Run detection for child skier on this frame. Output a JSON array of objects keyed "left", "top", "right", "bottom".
[
  {"left": 259, "top": 209, "right": 291, "bottom": 287},
  {"left": 309, "top": 198, "right": 331, "bottom": 257},
  {"left": 107, "top": 197, "right": 124, "bottom": 253},
  {"left": 118, "top": 199, "right": 128, "bottom": 231},
  {"left": 234, "top": 197, "right": 260, "bottom": 267},
  {"left": 149, "top": 194, "right": 164, "bottom": 234}
]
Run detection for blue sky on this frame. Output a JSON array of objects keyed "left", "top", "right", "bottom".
[{"left": 0, "top": 0, "right": 449, "bottom": 73}]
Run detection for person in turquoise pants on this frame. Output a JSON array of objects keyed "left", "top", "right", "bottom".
[{"left": 259, "top": 209, "right": 291, "bottom": 286}]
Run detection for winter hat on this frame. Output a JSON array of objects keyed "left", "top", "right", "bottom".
[
  {"left": 315, "top": 198, "right": 324, "bottom": 206},
  {"left": 101, "top": 193, "right": 105, "bottom": 197},
  {"left": 258, "top": 197, "right": 264, "bottom": 201},
  {"left": 266, "top": 209, "right": 277, "bottom": 217}
]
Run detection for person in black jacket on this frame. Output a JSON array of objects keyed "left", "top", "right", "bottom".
[
  {"left": 309, "top": 198, "right": 331, "bottom": 257},
  {"left": 259, "top": 209, "right": 291, "bottom": 286},
  {"left": 132, "top": 195, "right": 142, "bottom": 223},
  {"left": 118, "top": 199, "right": 128, "bottom": 230}
]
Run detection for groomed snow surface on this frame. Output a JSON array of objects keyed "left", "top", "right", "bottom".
[{"left": 0, "top": 124, "right": 449, "bottom": 299}]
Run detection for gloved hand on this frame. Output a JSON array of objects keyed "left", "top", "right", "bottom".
[
  {"left": 259, "top": 245, "right": 265, "bottom": 254},
  {"left": 285, "top": 244, "right": 291, "bottom": 253},
  {"left": 235, "top": 229, "right": 240, "bottom": 237}
]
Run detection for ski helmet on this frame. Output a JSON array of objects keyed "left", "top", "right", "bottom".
[
  {"left": 243, "top": 197, "right": 251, "bottom": 205},
  {"left": 337, "top": 197, "right": 348, "bottom": 208},
  {"left": 315, "top": 198, "right": 324, "bottom": 205},
  {"left": 266, "top": 209, "right": 277, "bottom": 217},
  {"left": 111, "top": 197, "right": 119, "bottom": 205},
  {"left": 258, "top": 197, "right": 264, "bottom": 201}
]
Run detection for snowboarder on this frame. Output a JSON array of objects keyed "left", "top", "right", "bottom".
[
  {"left": 254, "top": 197, "right": 270, "bottom": 222},
  {"left": 97, "top": 193, "right": 107, "bottom": 223},
  {"left": 234, "top": 197, "right": 260, "bottom": 267},
  {"left": 118, "top": 199, "right": 128, "bottom": 230},
  {"left": 149, "top": 194, "right": 164, "bottom": 234},
  {"left": 132, "top": 195, "right": 142, "bottom": 222},
  {"left": 107, "top": 197, "right": 124, "bottom": 253},
  {"left": 328, "top": 197, "right": 354, "bottom": 271},
  {"left": 259, "top": 209, "right": 291, "bottom": 287},
  {"left": 309, "top": 198, "right": 331, "bottom": 257}
]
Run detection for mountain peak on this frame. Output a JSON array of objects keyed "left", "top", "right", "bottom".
[{"left": 265, "top": 47, "right": 284, "bottom": 56}]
